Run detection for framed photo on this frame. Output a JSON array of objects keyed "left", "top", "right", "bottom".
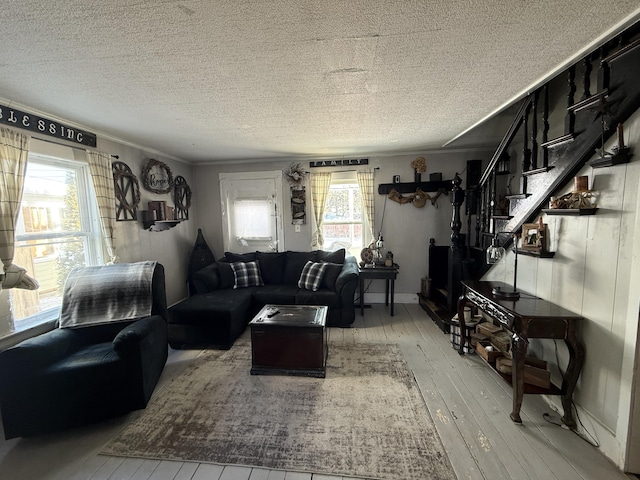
[{"left": 521, "top": 223, "right": 547, "bottom": 252}]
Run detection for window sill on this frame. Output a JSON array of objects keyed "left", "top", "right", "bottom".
[{"left": 0, "top": 317, "right": 57, "bottom": 351}]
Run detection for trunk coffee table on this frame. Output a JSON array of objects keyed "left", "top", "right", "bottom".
[{"left": 249, "top": 304, "right": 328, "bottom": 378}]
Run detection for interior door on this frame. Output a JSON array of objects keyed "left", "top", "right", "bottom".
[{"left": 219, "top": 171, "right": 284, "bottom": 253}]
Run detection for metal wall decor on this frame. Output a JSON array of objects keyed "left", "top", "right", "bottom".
[
  {"left": 174, "top": 175, "right": 192, "bottom": 220},
  {"left": 112, "top": 161, "right": 141, "bottom": 221},
  {"left": 291, "top": 187, "right": 306, "bottom": 224},
  {"left": 142, "top": 158, "right": 174, "bottom": 194}
]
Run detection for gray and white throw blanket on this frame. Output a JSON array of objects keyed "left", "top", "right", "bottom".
[{"left": 59, "top": 261, "right": 157, "bottom": 329}]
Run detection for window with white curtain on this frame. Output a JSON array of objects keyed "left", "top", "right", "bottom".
[
  {"left": 321, "top": 172, "right": 365, "bottom": 257},
  {"left": 9, "top": 153, "right": 102, "bottom": 329}
]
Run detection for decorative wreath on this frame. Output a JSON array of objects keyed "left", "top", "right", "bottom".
[
  {"left": 283, "top": 162, "right": 306, "bottom": 187},
  {"left": 112, "top": 161, "right": 141, "bottom": 221},
  {"left": 142, "top": 158, "right": 174, "bottom": 194}
]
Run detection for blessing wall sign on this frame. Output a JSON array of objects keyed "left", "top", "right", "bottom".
[
  {"left": 0, "top": 103, "right": 97, "bottom": 147},
  {"left": 141, "top": 158, "right": 174, "bottom": 194}
]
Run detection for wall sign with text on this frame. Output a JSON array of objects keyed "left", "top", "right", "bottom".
[
  {"left": 309, "top": 158, "right": 368, "bottom": 168},
  {"left": 0, "top": 103, "right": 97, "bottom": 147}
]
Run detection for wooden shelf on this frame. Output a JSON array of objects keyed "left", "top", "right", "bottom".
[
  {"left": 378, "top": 180, "right": 452, "bottom": 194},
  {"left": 542, "top": 208, "right": 598, "bottom": 216},
  {"left": 505, "top": 193, "right": 530, "bottom": 200},
  {"left": 518, "top": 250, "right": 555, "bottom": 258},
  {"left": 143, "top": 219, "right": 182, "bottom": 231},
  {"left": 589, "top": 148, "right": 632, "bottom": 168}
]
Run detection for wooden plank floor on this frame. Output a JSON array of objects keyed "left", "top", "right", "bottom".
[{"left": 0, "top": 304, "right": 635, "bottom": 480}]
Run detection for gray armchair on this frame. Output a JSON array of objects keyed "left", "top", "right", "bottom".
[{"left": 0, "top": 262, "right": 168, "bottom": 439}]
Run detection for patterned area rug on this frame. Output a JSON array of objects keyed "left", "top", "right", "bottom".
[{"left": 102, "top": 341, "right": 455, "bottom": 480}]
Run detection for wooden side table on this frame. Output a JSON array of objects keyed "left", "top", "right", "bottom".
[
  {"left": 358, "top": 264, "right": 399, "bottom": 316},
  {"left": 457, "top": 280, "right": 585, "bottom": 429}
]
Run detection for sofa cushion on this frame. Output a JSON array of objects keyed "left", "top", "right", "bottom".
[
  {"left": 251, "top": 284, "right": 299, "bottom": 306},
  {"left": 317, "top": 248, "right": 346, "bottom": 264},
  {"left": 192, "top": 263, "right": 220, "bottom": 292},
  {"left": 283, "top": 251, "right": 317, "bottom": 284},
  {"left": 298, "top": 261, "right": 329, "bottom": 292},
  {"left": 230, "top": 261, "right": 264, "bottom": 288},
  {"left": 322, "top": 262, "right": 342, "bottom": 291},
  {"left": 216, "top": 262, "right": 235, "bottom": 289},
  {"left": 295, "top": 289, "right": 341, "bottom": 308},
  {"left": 225, "top": 252, "right": 256, "bottom": 263},
  {"left": 256, "top": 252, "right": 285, "bottom": 284}
]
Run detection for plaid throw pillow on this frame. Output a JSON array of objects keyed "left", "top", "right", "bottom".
[
  {"left": 298, "top": 261, "right": 329, "bottom": 291},
  {"left": 230, "top": 261, "right": 264, "bottom": 289}
]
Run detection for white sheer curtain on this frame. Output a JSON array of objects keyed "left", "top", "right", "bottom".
[
  {"left": 357, "top": 169, "right": 375, "bottom": 246},
  {"left": 310, "top": 171, "right": 332, "bottom": 249},
  {"left": 86, "top": 150, "right": 118, "bottom": 264},
  {"left": 0, "top": 127, "right": 38, "bottom": 290}
]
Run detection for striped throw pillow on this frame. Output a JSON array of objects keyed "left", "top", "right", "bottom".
[
  {"left": 230, "top": 261, "right": 264, "bottom": 289},
  {"left": 298, "top": 261, "right": 329, "bottom": 292}
]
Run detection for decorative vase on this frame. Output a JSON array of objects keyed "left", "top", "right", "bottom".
[
  {"left": 414, "top": 170, "right": 421, "bottom": 183},
  {"left": 188, "top": 228, "right": 216, "bottom": 294}
]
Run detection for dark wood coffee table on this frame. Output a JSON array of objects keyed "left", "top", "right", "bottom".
[{"left": 249, "top": 304, "right": 328, "bottom": 378}]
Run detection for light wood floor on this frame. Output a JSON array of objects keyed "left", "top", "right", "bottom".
[{"left": 0, "top": 304, "right": 635, "bottom": 480}]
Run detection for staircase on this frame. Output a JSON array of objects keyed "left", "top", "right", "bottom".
[{"left": 421, "top": 22, "right": 640, "bottom": 331}]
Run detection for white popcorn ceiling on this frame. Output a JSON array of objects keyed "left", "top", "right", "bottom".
[{"left": 1, "top": 1, "right": 639, "bottom": 163}]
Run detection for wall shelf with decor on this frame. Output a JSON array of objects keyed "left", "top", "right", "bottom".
[
  {"left": 141, "top": 215, "right": 182, "bottom": 232},
  {"left": 542, "top": 208, "right": 598, "bottom": 216},
  {"left": 378, "top": 180, "right": 452, "bottom": 194},
  {"left": 518, "top": 250, "right": 555, "bottom": 258}
]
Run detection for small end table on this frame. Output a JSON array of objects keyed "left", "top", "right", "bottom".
[{"left": 358, "top": 263, "right": 399, "bottom": 316}]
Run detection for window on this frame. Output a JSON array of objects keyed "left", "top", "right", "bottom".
[
  {"left": 9, "top": 154, "right": 103, "bottom": 329},
  {"left": 232, "top": 199, "right": 272, "bottom": 241},
  {"left": 322, "top": 173, "right": 364, "bottom": 257},
  {"left": 219, "top": 171, "right": 284, "bottom": 253}
]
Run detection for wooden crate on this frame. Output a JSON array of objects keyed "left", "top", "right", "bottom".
[
  {"left": 476, "top": 341, "right": 503, "bottom": 363},
  {"left": 496, "top": 357, "right": 551, "bottom": 389},
  {"left": 477, "top": 322, "right": 501, "bottom": 337},
  {"left": 490, "top": 330, "right": 512, "bottom": 355}
]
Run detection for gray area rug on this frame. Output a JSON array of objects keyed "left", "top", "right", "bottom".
[{"left": 102, "top": 341, "right": 455, "bottom": 480}]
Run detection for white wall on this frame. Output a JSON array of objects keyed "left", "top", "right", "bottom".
[
  {"left": 483, "top": 107, "right": 640, "bottom": 469},
  {"left": 97, "top": 137, "right": 198, "bottom": 307},
  {"left": 192, "top": 149, "right": 492, "bottom": 302},
  {"left": 0, "top": 133, "right": 198, "bottom": 345}
]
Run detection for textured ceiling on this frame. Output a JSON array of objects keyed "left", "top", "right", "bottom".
[{"left": 1, "top": 1, "right": 639, "bottom": 163}]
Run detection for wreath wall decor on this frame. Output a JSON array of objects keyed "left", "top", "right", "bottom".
[
  {"left": 388, "top": 187, "right": 448, "bottom": 208},
  {"left": 283, "top": 162, "right": 306, "bottom": 187},
  {"left": 112, "top": 161, "right": 141, "bottom": 221},
  {"left": 142, "top": 158, "right": 174, "bottom": 194},
  {"left": 174, "top": 175, "right": 192, "bottom": 220}
]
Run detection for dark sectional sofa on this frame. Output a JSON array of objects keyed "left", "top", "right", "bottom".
[{"left": 168, "top": 249, "right": 359, "bottom": 349}]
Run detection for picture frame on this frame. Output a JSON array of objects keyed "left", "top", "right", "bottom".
[{"left": 521, "top": 223, "right": 547, "bottom": 252}]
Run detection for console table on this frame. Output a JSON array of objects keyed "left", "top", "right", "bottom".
[
  {"left": 358, "top": 264, "right": 399, "bottom": 316},
  {"left": 457, "top": 280, "right": 585, "bottom": 429}
]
